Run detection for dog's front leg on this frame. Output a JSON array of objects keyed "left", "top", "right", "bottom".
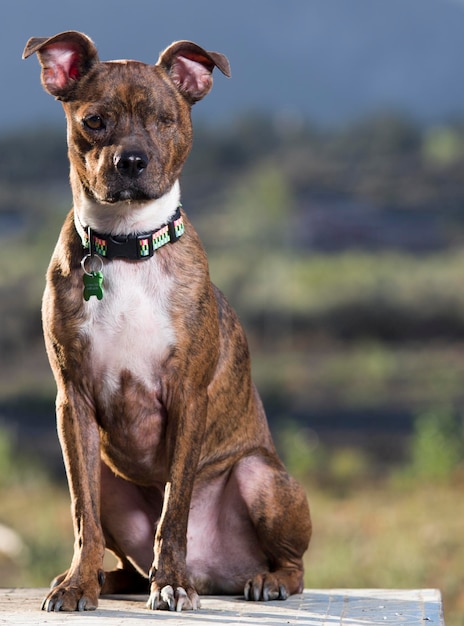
[
  {"left": 147, "top": 394, "right": 206, "bottom": 612},
  {"left": 42, "top": 388, "right": 105, "bottom": 612}
]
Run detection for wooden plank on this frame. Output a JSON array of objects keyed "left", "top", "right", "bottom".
[{"left": 0, "top": 588, "right": 444, "bottom": 625}]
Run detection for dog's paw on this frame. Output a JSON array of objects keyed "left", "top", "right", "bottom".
[
  {"left": 42, "top": 586, "right": 98, "bottom": 612},
  {"left": 42, "top": 571, "right": 104, "bottom": 612},
  {"left": 146, "top": 584, "right": 200, "bottom": 611},
  {"left": 244, "top": 573, "right": 289, "bottom": 602}
]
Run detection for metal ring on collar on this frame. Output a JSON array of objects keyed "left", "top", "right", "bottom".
[{"left": 81, "top": 253, "right": 104, "bottom": 276}]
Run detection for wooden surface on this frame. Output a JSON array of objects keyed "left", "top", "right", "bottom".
[{"left": 0, "top": 588, "right": 444, "bottom": 625}]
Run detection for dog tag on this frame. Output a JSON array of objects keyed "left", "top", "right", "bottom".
[{"left": 83, "top": 271, "right": 104, "bottom": 301}]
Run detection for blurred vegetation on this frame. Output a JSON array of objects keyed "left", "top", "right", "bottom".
[
  {"left": 1, "top": 414, "right": 463, "bottom": 623},
  {"left": 1, "top": 111, "right": 464, "bottom": 624}
]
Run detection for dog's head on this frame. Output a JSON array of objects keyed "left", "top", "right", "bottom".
[{"left": 23, "top": 31, "right": 230, "bottom": 207}]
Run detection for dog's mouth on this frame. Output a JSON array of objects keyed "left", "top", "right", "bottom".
[
  {"left": 89, "top": 186, "right": 157, "bottom": 205},
  {"left": 82, "top": 168, "right": 171, "bottom": 206},
  {"left": 106, "top": 188, "right": 154, "bottom": 203}
]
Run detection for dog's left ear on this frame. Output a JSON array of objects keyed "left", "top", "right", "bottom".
[
  {"left": 158, "top": 41, "right": 231, "bottom": 104},
  {"left": 22, "top": 31, "right": 99, "bottom": 100}
]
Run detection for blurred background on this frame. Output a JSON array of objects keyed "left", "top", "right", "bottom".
[{"left": 1, "top": 0, "right": 464, "bottom": 623}]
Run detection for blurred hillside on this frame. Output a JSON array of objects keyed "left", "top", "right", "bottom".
[{"left": 1, "top": 113, "right": 464, "bottom": 470}]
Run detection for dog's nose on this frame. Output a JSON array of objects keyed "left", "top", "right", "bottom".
[{"left": 114, "top": 151, "right": 149, "bottom": 178}]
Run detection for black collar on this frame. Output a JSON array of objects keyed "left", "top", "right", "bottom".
[{"left": 75, "top": 206, "right": 185, "bottom": 260}]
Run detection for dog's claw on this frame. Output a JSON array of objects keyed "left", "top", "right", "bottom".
[
  {"left": 279, "top": 584, "right": 289, "bottom": 600},
  {"left": 78, "top": 596, "right": 97, "bottom": 611},
  {"left": 162, "top": 585, "right": 175, "bottom": 611},
  {"left": 146, "top": 590, "right": 157, "bottom": 610},
  {"left": 175, "top": 587, "right": 188, "bottom": 612}
]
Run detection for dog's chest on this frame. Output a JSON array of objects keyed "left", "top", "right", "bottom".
[{"left": 80, "top": 259, "right": 175, "bottom": 397}]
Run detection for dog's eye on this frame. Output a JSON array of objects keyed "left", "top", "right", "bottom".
[
  {"left": 158, "top": 114, "right": 175, "bottom": 127},
  {"left": 83, "top": 115, "right": 105, "bottom": 131}
]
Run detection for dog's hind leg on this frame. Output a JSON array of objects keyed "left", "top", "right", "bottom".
[
  {"left": 99, "top": 462, "right": 163, "bottom": 593},
  {"left": 234, "top": 455, "right": 312, "bottom": 601}
]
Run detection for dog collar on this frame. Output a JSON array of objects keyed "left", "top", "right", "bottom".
[{"left": 74, "top": 206, "right": 185, "bottom": 260}]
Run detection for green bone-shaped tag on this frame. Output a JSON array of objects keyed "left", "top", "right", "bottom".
[{"left": 83, "top": 271, "right": 104, "bottom": 301}]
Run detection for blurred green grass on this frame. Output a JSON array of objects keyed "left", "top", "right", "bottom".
[{"left": 208, "top": 248, "right": 464, "bottom": 322}]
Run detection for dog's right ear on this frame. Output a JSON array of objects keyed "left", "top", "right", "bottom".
[{"left": 22, "top": 31, "right": 99, "bottom": 100}]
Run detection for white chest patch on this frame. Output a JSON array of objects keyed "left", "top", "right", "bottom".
[{"left": 81, "top": 258, "right": 175, "bottom": 399}]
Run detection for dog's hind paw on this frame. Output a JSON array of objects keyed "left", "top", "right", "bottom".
[
  {"left": 244, "top": 573, "right": 290, "bottom": 602},
  {"left": 146, "top": 584, "right": 200, "bottom": 611}
]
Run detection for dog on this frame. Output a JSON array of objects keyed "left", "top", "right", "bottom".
[{"left": 23, "top": 31, "right": 311, "bottom": 613}]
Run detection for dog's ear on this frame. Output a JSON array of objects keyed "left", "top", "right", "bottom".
[
  {"left": 22, "top": 31, "right": 99, "bottom": 100},
  {"left": 157, "top": 41, "right": 231, "bottom": 104}
]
